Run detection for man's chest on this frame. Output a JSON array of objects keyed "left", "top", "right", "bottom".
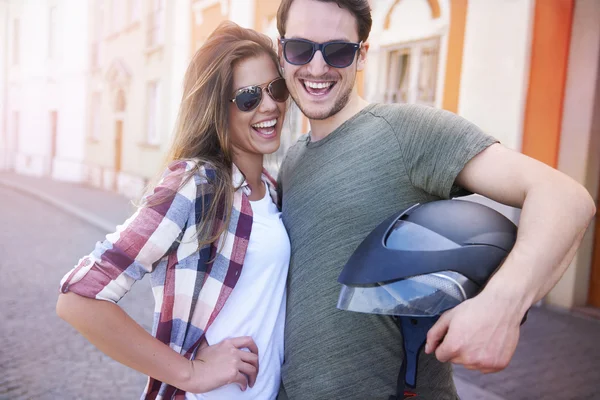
[{"left": 280, "top": 147, "right": 425, "bottom": 250}]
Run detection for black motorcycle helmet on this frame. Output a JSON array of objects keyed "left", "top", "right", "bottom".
[
  {"left": 337, "top": 199, "right": 519, "bottom": 399},
  {"left": 338, "top": 199, "right": 517, "bottom": 317}
]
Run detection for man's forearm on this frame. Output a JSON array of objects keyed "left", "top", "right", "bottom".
[{"left": 484, "top": 181, "right": 595, "bottom": 313}]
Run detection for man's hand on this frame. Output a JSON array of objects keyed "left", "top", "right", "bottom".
[
  {"left": 181, "top": 336, "right": 259, "bottom": 394},
  {"left": 424, "top": 288, "right": 525, "bottom": 373}
]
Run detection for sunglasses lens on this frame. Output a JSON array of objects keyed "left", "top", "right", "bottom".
[
  {"left": 324, "top": 43, "right": 358, "bottom": 68},
  {"left": 284, "top": 40, "right": 314, "bottom": 65},
  {"left": 269, "top": 79, "right": 289, "bottom": 102},
  {"left": 235, "top": 87, "right": 262, "bottom": 112}
]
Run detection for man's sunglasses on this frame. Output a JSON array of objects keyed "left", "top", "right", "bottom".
[
  {"left": 279, "top": 38, "right": 362, "bottom": 68},
  {"left": 230, "top": 77, "right": 289, "bottom": 112}
]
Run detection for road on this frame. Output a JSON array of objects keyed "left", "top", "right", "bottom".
[{"left": 0, "top": 186, "right": 152, "bottom": 400}]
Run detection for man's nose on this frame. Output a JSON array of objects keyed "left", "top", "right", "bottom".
[{"left": 306, "top": 49, "right": 330, "bottom": 77}]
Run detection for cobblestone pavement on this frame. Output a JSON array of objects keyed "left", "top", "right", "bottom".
[
  {"left": 0, "top": 186, "right": 153, "bottom": 400},
  {"left": 454, "top": 306, "right": 600, "bottom": 400}
]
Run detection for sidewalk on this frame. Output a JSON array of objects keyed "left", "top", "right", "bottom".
[
  {"left": 454, "top": 306, "right": 600, "bottom": 399},
  {"left": 1, "top": 171, "right": 599, "bottom": 400},
  {"left": 0, "top": 171, "right": 136, "bottom": 232}
]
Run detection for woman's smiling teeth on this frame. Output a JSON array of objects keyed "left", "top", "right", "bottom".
[
  {"left": 251, "top": 118, "right": 278, "bottom": 138},
  {"left": 303, "top": 80, "right": 335, "bottom": 96},
  {"left": 252, "top": 119, "right": 277, "bottom": 129}
]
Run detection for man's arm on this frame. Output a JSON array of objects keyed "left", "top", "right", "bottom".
[{"left": 425, "top": 143, "right": 595, "bottom": 372}]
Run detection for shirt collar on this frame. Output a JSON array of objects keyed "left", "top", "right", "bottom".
[
  {"left": 232, "top": 163, "right": 247, "bottom": 189},
  {"left": 232, "top": 163, "right": 273, "bottom": 197}
]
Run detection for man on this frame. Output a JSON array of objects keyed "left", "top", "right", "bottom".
[{"left": 275, "top": 0, "right": 595, "bottom": 399}]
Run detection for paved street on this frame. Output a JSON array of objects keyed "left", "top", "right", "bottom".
[
  {"left": 0, "top": 186, "right": 152, "bottom": 400},
  {"left": 454, "top": 308, "right": 600, "bottom": 399},
  {"left": 1, "top": 174, "right": 600, "bottom": 400}
]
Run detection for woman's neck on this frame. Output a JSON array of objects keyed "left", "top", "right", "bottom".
[{"left": 233, "top": 153, "right": 264, "bottom": 200}]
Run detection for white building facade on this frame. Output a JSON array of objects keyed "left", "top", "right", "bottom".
[{"left": 1, "top": 0, "right": 90, "bottom": 182}]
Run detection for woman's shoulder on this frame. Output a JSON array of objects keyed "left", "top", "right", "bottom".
[
  {"left": 166, "top": 158, "right": 219, "bottom": 182},
  {"left": 148, "top": 160, "right": 216, "bottom": 206}
]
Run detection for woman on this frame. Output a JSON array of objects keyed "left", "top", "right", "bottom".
[{"left": 56, "top": 21, "right": 290, "bottom": 400}]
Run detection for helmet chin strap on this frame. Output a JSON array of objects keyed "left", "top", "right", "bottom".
[{"left": 389, "top": 316, "right": 440, "bottom": 400}]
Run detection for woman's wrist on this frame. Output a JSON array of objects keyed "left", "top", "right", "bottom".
[{"left": 172, "top": 357, "right": 197, "bottom": 392}]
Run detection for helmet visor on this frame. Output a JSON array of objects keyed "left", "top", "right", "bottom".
[{"left": 337, "top": 271, "right": 479, "bottom": 317}]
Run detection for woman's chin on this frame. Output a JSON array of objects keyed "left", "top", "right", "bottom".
[{"left": 261, "top": 144, "right": 281, "bottom": 156}]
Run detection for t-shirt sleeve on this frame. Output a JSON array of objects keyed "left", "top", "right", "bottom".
[{"left": 389, "top": 104, "right": 498, "bottom": 198}]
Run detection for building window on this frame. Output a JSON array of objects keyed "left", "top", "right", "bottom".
[
  {"left": 48, "top": 7, "right": 57, "bottom": 59},
  {"left": 107, "top": 0, "right": 114, "bottom": 34},
  {"left": 90, "top": 93, "right": 102, "bottom": 141},
  {"left": 383, "top": 38, "right": 440, "bottom": 107},
  {"left": 91, "top": 1, "right": 104, "bottom": 69},
  {"left": 129, "top": 0, "right": 141, "bottom": 24},
  {"left": 107, "top": 0, "right": 124, "bottom": 34},
  {"left": 91, "top": 43, "right": 100, "bottom": 70},
  {"left": 147, "top": 0, "right": 165, "bottom": 48},
  {"left": 384, "top": 48, "right": 411, "bottom": 104},
  {"left": 12, "top": 19, "right": 19, "bottom": 65},
  {"left": 146, "top": 81, "right": 161, "bottom": 145}
]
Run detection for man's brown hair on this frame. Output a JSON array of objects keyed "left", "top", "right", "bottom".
[{"left": 277, "top": 0, "right": 372, "bottom": 43}]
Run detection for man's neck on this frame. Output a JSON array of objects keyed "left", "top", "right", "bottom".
[{"left": 309, "top": 94, "right": 370, "bottom": 142}]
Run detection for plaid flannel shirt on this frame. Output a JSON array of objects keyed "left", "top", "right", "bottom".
[{"left": 59, "top": 160, "right": 278, "bottom": 399}]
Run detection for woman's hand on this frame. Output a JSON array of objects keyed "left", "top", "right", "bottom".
[{"left": 182, "top": 336, "right": 260, "bottom": 394}]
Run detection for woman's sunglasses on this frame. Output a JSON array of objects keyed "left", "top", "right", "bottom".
[
  {"left": 230, "top": 77, "right": 289, "bottom": 112},
  {"left": 279, "top": 38, "right": 362, "bottom": 69}
]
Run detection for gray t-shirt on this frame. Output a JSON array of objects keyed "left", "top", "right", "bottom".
[{"left": 277, "top": 103, "right": 497, "bottom": 400}]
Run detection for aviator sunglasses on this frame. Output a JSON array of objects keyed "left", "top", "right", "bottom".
[
  {"left": 230, "top": 77, "right": 289, "bottom": 112},
  {"left": 279, "top": 38, "right": 362, "bottom": 68}
]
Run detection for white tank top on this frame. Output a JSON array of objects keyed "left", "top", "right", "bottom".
[{"left": 186, "top": 184, "right": 290, "bottom": 400}]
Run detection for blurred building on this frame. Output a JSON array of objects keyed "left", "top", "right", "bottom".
[
  {"left": 0, "top": 2, "right": 8, "bottom": 171},
  {"left": 84, "top": 0, "right": 191, "bottom": 198},
  {"left": 0, "top": 0, "right": 90, "bottom": 182}
]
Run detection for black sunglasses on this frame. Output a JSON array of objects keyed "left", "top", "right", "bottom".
[
  {"left": 279, "top": 38, "right": 362, "bottom": 68},
  {"left": 230, "top": 77, "right": 289, "bottom": 112}
]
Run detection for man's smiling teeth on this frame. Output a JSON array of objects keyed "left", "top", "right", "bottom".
[
  {"left": 304, "top": 81, "right": 334, "bottom": 89},
  {"left": 252, "top": 119, "right": 277, "bottom": 129}
]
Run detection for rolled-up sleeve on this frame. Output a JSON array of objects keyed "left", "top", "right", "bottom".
[{"left": 59, "top": 160, "right": 196, "bottom": 303}]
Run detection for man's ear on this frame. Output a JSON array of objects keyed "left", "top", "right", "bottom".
[{"left": 357, "top": 41, "right": 369, "bottom": 72}]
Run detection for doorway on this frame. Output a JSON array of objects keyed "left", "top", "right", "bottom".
[
  {"left": 113, "top": 89, "right": 126, "bottom": 191},
  {"left": 114, "top": 119, "right": 123, "bottom": 191}
]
